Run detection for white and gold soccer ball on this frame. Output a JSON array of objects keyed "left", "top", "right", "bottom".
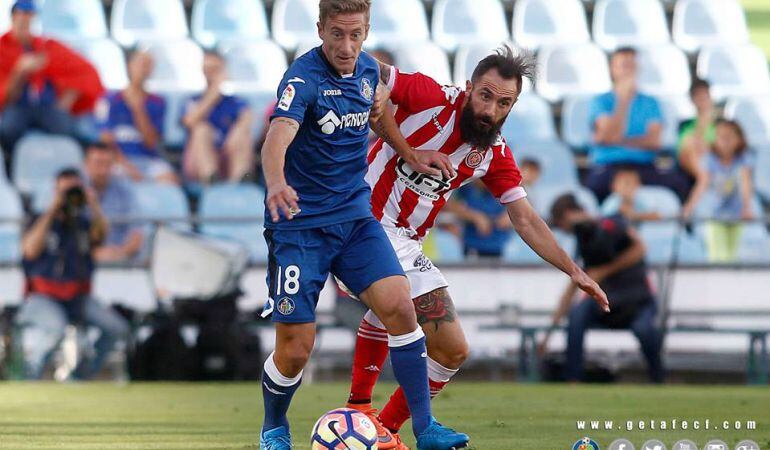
[{"left": 310, "top": 408, "right": 378, "bottom": 449}]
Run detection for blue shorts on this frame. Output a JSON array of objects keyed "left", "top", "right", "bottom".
[{"left": 262, "top": 217, "right": 405, "bottom": 323}]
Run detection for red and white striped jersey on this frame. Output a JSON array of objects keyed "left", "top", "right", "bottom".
[{"left": 367, "top": 67, "right": 527, "bottom": 239}]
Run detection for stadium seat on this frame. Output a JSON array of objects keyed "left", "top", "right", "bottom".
[
  {"left": 0, "top": 0, "right": 11, "bottom": 34},
  {"left": 367, "top": 0, "right": 429, "bottom": 50},
  {"left": 500, "top": 94, "right": 557, "bottom": 143},
  {"left": 199, "top": 183, "right": 268, "bottom": 262},
  {"left": 592, "top": 0, "right": 670, "bottom": 51},
  {"left": 453, "top": 43, "right": 532, "bottom": 91},
  {"left": 639, "top": 222, "right": 680, "bottom": 265},
  {"left": 0, "top": 149, "right": 7, "bottom": 186},
  {"left": 431, "top": 0, "right": 509, "bottom": 52},
  {"left": 133, "top": 182, "right": 191, "bottom": 232},
  {"left": 724, "top": 96, "right": 770, "bottom": 148},
  {"left": 64, "top": 38, "right": 128, "bottom": 92},
  {"left": 636, "top": 186, "right": 682, "bottom": 217},
  {"left": 191, "top": 0, "right": 269, "bottom": 49},
  {"left": 503, "top": 229, "right": 575, "bottom": 265},
  {"left": 111, "top": 0, "right": 188, "bottom": 48},
  {"left": 38, "top": 0, "right": 107, "bottom": 40},
  {"left": 161, "top": 92, "right": 190, "bottom": 148},
  {"left": 512, "top": 0, "right": 590, "bottom": 51},
  {"left": 219, "top": 40, "right": 288, "bottom": 93},
  {"left": 655, "top": 97, "right": 683, "bottom": 150},
  {"left": 509, "top": 140, "right": 579, "bottom": 188},
  {"left": 636, "top": 44, "right": 692, "bottom": 98},
  {"left": 239, "top": 91, "right": 277, "bottom": 138},
  {"left": 561, "top": 95, "right": 594, "bottom": 150},
  {"left": 271, "top": 0, "right": 319, "bottom": 51},
  {"left": 140, "top": 39, "right": 206, "bottom": 93},
  {"left": 294, "top": 40, "right": 322, "bottom": 60},
  {"left": 12, "top": 133, "right": 83, "bottom": 195},
  {"left": 429, "top": 228, "right": 464, "bottom": 264},
  {"left": 737, "top": 223, "right": 770, "bottom": 264},
  {"left": 755, "top": 148, "right": 770, "bottom": 201},
  {"left": 696, "top": 44, "right": 770, "bottom": 102},
  {"left": 536, "top": 43, "right": 611, "bottom": 103},
  {"left": 535, "top": 185, "right": 599, "bottom": 219},
  {"left": 0, "top": 183, "right": 22, "bottom": 263},
  {"left": 393, "top": 42, "right": 452, "bottom": 86},
  {"left": 673, "top": 0, "right": 750, "bottom": 53}
]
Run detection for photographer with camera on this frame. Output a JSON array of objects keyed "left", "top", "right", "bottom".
[
  {"left": 539, "top": 194, "right": 665, "bottom": 383},
  {"left": 16, "top": 168, "right": 129, "bottom": 380}
]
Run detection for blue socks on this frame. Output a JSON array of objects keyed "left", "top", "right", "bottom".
[
  {"left": 388, "top": 328, "right": 432, "bottom": 436},
  {"left": 261, "top": 352, "right": 302, "bottom": 433}
]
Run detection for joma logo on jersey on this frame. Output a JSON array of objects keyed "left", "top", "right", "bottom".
[
  {"left": 317, "top": 110, "right": 371, "bottom": 135},
  {"left": 396, "top": 158, "right": 456, "bottom": 200}
]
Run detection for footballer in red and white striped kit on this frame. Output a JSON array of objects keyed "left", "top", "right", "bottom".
[{"left": 344, "top": 46, "right": 610, "bottom": 450}]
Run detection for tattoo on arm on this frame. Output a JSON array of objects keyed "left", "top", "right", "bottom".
[
  {"left": 370, "top": 118, "right": 400, "bottom": 151},
  {"left": 273, "top": 118, "right": 299, "bottom": 131},
  {"left": 376, "top": 59, "right": 392, "bottom": 86},
  {"left": 413, "top": 288, "right": 456, "bottom": 331}
]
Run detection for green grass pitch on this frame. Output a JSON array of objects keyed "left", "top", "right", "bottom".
[{"left": 0, "top": 382, "right": 767, "bottom": 449}]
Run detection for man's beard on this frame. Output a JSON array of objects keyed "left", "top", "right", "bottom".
[{"left": 459, "top": 103, "right": 506, "bottom": 149}]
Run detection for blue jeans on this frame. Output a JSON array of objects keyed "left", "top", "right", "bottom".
[
  {"left": 0, "top": 103, "right": 76, "bottom": 154},
  {"left": 566, "top": 298, "right": 665, "bottom": 383},
  {"left": 15, "top": 294, "right": 130, "bottom": 380}
]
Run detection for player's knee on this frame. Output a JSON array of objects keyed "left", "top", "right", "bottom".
[
  {"left": 275, "top": 343, "right": 312, "bottom": 376},
  {"left": 431, "top": 342, "right": 469, "bottom": 370}
]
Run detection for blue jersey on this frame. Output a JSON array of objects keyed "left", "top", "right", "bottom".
[
  {"left": 97, "top": 92, "right": 166, "bottom": 159},
  {"left": 182, "top": 93, "right": 248, "bottom": 148},
  {"left": 266, "top": 47, "right": 379, "bottom": 230}
]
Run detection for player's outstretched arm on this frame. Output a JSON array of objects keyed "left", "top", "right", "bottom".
[
  {"left": 262, "top": 118, "right": 301, "bottom": 222},
  {"left": 505, "top": 198, "right": 610, "bottom": 312}
]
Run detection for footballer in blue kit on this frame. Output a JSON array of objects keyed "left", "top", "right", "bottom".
[{"left": 257, "top": 1, "right": 468, "bottom": 449}]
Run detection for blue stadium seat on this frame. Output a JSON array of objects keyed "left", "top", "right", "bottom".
[
  {"left": 696, "top": 44, "right": 770, "bottom": 102},
  {"left": 677, "top": 229, "right": 708, "bottom": 264},
  {"left": 0, "top": 0, "right": 12, "bottom": 34},
  {"left": 429, "top": 228, "right": 464, "bottom": 264},
  {"left": 133, "top": 182, "right": 191, "bottom": 232},
  {"left": 111, "top": 0, "right": 188, "bottom": 48},
  {"left": 592, "top": 0, "right": 670, "bottom": 51},
  {"left": 737, "top": 223, "right": 770, "bottom": 264},
  {"left": 503, "top": 229, "right": 575, "bottom": 265},
  {"left": 141, "top": 39, "right": 206, "bottom": 93},
  {"left": 0, "top": 148, "right": 7, "bottom": 186},
  {"left": 64, "top": 38, "right": 128, "bottom": 92},
  {"left": 12, "top": 133, "right": 83, "bottom": 196},
  {"left": 536, "top": 43, "right": 611, "bottom": 103},
  {"left": 512, "top": 0, "right": 590, "bottom": 51},
  {"left": 754, "top": 148, "right": 770, "bottom": 201},
  {"left": 724, "top": 96, "right": 770, "bottom": 149},
  {"left": 239, "top": 92, "right": 276, "bottom": 139},
  {"left": 367, "top": 0, "right": 429, "bottom": 50},
  {"left": 219, "top": 41, "right": 288, "bottom": 93},
  {"left": 0, "top": 183, "right": 22, "bottom": 263},
  {"left": 561, "top": 95, "right": 594, "bottom": 150},
  {"left": 636, "top": 44, "right": 691, "bottom": 98},
  {"left": 453, "top": 43, "right": 532, "bottom": 90},
  {"left": 535, "top": 185, "right": 599, "bottom": 219},
  {"left": 500, "top": 94, "right": 557, "bottom": 143},
  {"left": 393, "top": 42, "right": 452, "bottom": 86},
  {"left": 161, "top": 92, "right": 190, "bottom": 148},
  {"left": 639, "top": 222, "right": 679, "bottom": 265},
  {"left": 271, "top": 0, "right": 319, "bottom": 51},
  {"left": 602, "top": 186, "right": 681, "bottom": 219},
  {"left": 655, "top": 97, "right": 684, "bottom": 150},
  {"left": 294, "top": 40, "right": 322, "bottom": 60},
  {"left": 199, "top": 183, "right": 267, "bottom": 262},
  {"left": 509, "top": 140, "right": 579, "bottom": 188},
  {"left": 191, "top": 0, "right": 269, "bottom": 49},
  {"left": 39, "top": 0, "right": 107, "bottom": 40},
  {"left": 673, "top": 0, "right": 750, "bottom": 53},
  {"left": 431, "top": 0, "right": 509, "bottom": 52}
]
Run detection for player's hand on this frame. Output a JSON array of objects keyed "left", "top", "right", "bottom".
[
  {"left": 370, "top": 82, "right": 391, "bottom": 123},
  {"left": 15, "top": 53, "right": 47, "bottom": 75},
  {"left": 409, "top": 150, "right": 456, "bottom": 179},
  {"left": 571, "top": 269, "right": 610, "bottom": 313},
  {"left": 266, "top": 181, "right": 300, "bottom": 222}
]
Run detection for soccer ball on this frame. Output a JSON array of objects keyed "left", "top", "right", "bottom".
[{"left": 310, "top": 408, "right": 378, "bottom": 449}]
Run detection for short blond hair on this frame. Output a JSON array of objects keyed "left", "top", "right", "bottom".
[{"left": 319, "top": 0, "right": 371, "bottom": 24}]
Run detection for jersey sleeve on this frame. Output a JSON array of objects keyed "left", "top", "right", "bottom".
[
  {"left": 588, "top": 94, "right": 613, "bottom": 132},
  {"left": 481, "top": 144, "right": 527, "bottom": 204},
  {"left": 387, "top": 66, "right": 458, "bottom": 113},
  {"left": 95, "top": 95, "right": 116, "bottom": 132},
  {"left": 271, "top": 63, "right": 317, "bottom": 125}
]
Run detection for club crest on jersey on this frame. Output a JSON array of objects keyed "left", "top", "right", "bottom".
[
  {"left": 465, "top": 149, "right": 485, "bottom": 168},
  {"left": 277, "top": 297, "right": 295, "bottom": 315},
  {"left": 396, "top": 158, "right": 456, "bottom": 201},
  {"left": 361, "top": 78, "right": 373, "bottom": 101},
  {"left": 277, "top": 84, "right": 296, "bottom": 111}
]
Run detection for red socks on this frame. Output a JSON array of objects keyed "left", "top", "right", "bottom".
[
  {"left": 379, "top": 379, "right": 449, "bottom": 433},
  {"left": 348, "top": 318, "right": 390, "bottom": 405}
]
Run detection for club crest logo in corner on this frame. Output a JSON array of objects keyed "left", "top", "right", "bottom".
[
  {"left": 465, "top": 149, "right": 484, "bottom": 168},
  {"left": 361, "top": 78, "right": 373, "bottom": 101},
  {"left": 277, "top": 297, "right": 295, "bottom": 315},
  {"left": 572, "top": 437, "right": 600, "bottom": 450}
]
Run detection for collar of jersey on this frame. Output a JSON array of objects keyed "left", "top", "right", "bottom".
[{"left": 314, "top": 46, "right": 357, "bottom": 79}]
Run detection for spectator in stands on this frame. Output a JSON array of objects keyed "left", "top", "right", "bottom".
[
  {"left": 448, "top": 181, "right": 514, "bottom": 258},
  {"left": 541, "top": 194, "right": 664, "bottom": 383},
  {"left": 0, "top": 0, "right": 103, "bottom": 161},
  {"left": 84, "top": 142, "right": 143, "bottom": 263},
  {"left": 585, "top": 47, "right": 688, "bottom": 203},
  {"left": 181, "top": 51, "right": 254, "bottom": 185},
  {"left": 683, "top": 119, "right": 754, "bottom": 262},
  {"left": 98, "top": 51, "right": 177, "bottom": 185},
  {"left": 16, "top": 168, "right": 130, "bottom": 380},
  {"left": 520, "top": 157, "right": 542, "bottom": 207},
  {"left": 601, "top": 167, "right": 662, "bottom": 223},
  {"left": 678, "top": 79, "right": 716, "bottom": 182}
]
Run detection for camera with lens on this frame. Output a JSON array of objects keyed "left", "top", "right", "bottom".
[{"left": 62, "top": 185, "right": 86, "bottom": 219}]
